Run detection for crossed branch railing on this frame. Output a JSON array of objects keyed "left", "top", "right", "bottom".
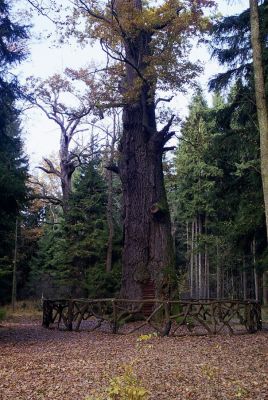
[{"left": 42, "top": 298, "right": 262, "bottom": 336}]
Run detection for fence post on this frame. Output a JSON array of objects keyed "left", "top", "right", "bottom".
[
  {"left": 67, "top": 300, "right": 74, "bottom": 331},
  {"left": 42, "top": 300, "right": 52, "bottom": 328},
  {"left": 162, "top": 301, "right": 171, "bottom": 336}
]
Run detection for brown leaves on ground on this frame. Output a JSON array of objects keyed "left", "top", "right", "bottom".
[{"left": 0, "top": 319, "right": 267, "bottom": 400}]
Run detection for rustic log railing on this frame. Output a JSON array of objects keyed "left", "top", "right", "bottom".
[{"left": 42, "top": 298, "right": 262, "bottom": 336}]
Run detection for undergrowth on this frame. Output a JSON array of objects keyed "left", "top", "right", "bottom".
[{"left": 86, "top": 364, "right": 149, "bottom": 400}]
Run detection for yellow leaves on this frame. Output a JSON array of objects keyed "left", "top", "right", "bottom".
[
  {"left": 85, "top": 364, "right": 150, "bottom": 400},
  {"left": 137, "top": 333, "right": 157, "bottom": 342},
  {"left": 234, "top": 386, "right": 249, "bottom": 398},
  {"left": 200, "top": 363, "right": 219, "bottom": 381},
  {"left": 107, "top": 365, "right": 150, "bottom": 400}
]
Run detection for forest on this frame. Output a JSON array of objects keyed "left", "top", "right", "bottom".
[
  {"left": 0, "top": 1, "right": 267, "bottom": 399},
  {"left": 1, "top": 0, "right": 267, "bottom": 305}
]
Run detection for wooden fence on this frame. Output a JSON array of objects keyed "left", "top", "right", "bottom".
[{"left": 42, "top": 298, "right": 262, "bottom": 336}]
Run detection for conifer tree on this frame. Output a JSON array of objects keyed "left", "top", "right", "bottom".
[{"left": 0, "top": 0, "right": 29, "bottom": 303}]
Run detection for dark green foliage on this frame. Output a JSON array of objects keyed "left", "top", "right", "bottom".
[
  {"left": 209, "top": 0, "right": 268, "bottom": 91},
  {"left": 29, "top": 222, "right": 71, "bottom": 298},
  {"left": 172, "top": 84, "right": 265, "bottom": 298},
  {"left": 63, "top": 162, "right": 109, "bottom": 296},
  {"left": 29, "top": 160, "right": 122, "bottom": 299},
  {"left": 0, "top": 0, "right": 29, "bottom": 304},
  {"left": 85, "top": 264, "right": 121, "bottom": 299}
]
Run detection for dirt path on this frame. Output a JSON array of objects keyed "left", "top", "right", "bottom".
[{"left": 0, "top": 318, "right": 267, "bottom": 400}]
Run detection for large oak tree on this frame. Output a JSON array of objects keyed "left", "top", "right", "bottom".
[{"left": 70, "top": 0, "right": 214, "bottom": 299}]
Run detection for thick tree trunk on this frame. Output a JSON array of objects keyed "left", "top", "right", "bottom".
[
  {"left": 250, "top": 0, "right": 268, "bottom": 304},
  {"left": 119, "top": 102, "right": 175, "bottom": 299},
  {"left": 116, "top": 0, "right": 175, "bottom": 299}
]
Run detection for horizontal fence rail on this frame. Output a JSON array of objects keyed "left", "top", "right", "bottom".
[{"left": 42, "top": 298, "right": 262, "bottom": 336}]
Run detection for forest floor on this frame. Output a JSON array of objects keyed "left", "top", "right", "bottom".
[{"left": 0, "top": 307, "right": 267, "bottom": 400}]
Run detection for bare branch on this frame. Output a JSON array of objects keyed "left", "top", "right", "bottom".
[
  {"left": 26, "top": 0, "right": 58, "bottom": 23},
  {"left": 30, "top": 193, "right": 62, "bottom": 206},
  {"left": 37, "top": 158, "right": 61, "bottom": 178},
  {"left": 159, "top": 114, "right": 176, "bottom": 136},
  {"left": 163, "top": 131, "right": 176, "bottom": 145},
  {"left": 100, "top": 39, "right": 147, "bottom": 83},
  {"left": 155, "top": 96, "right": 174, "bottom": 106},
  {"left": 73, "top": 0, "right": 111, "bottom": 24},
  {"left": 162, "top": 146, "right": 176, "bottom": 152}
]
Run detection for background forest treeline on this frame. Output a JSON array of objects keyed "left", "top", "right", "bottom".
[{"left": 0, "top": 0, "right": 267, "bottom": 304}]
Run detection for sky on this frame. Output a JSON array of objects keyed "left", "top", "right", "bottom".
[{"left": 16, "top": 0, "right": 250, "bottom": 169}]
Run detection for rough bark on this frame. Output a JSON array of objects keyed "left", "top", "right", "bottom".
[
  {"left": 59, "top": 129, "right": 75, "bottom": 213},
  {"left": 118, "top": 0, "right": 175, "bottom": 299},
  {"left": 250, "top": 0, "right": 268, "bottom": 304}
]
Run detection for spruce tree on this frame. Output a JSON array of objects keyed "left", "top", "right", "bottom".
[{"left": 0, "top": 0, "right": 29, "bottom": 303}]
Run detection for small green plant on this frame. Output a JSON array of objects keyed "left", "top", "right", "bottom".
[
  {"left": 86, "top": 364, "right": 149, "bottom": 400},
  {"left": 108, "top": 365, "right": 149, "bottom": 400},
  {"left": 234, "top": 385, "right": 249, "bottom": 398},
  {"left": 137, "top": 333, "right": 157, "bottom": 342},
  {"left": 200, "top": 363, "right": 223, "bottom": 399}
]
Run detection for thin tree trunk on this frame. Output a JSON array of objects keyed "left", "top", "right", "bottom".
[
  {"left": 106, "top": 169, "right": 114, "bottom": 273},
  {"left": 105, "top": 117, "right": 117, "bottom": 273},
  {"left": 231, "top": 270, "right": 234, "bottom": 300},
  {"left": 250, "top": 0, "right": 268, "bottom": 304},
  {"left": 190, "top": 220, "right": 194, "bottom": 298},
  {"left": 252, "top": 237, "right": 259, "bottom": 301},
  {"left": 194, "top": 218, "right": 198, "bottom": 299},
  {"left": 243, "top": 256, "right": 247, "bottom": 300},
  {"left": 204, "top": 214, "right": 209, "bottom": 298},
  {"left": 198, "top": 215, "right": 202, "bottom": 298},
  {"left": 12, "top": 218, "right": 18, "bottom": 312},
  {"left": 216, "top": 242, "right": 220, "bottom": 299}
]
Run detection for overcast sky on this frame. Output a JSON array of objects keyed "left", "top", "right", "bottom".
[{"left": 17, "top": 0, "right": 249, "bottom": 169}]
